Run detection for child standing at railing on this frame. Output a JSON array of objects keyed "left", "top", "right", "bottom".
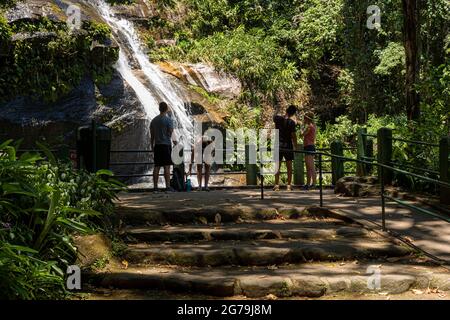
[{"left": 303, "top": 112, "right": 317, "bottom": 190}]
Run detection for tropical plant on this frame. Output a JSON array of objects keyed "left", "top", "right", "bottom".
[{"left": 0, "top": 140, "right": 124, "bottom": 299}]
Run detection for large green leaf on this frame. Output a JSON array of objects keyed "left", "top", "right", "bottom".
[{"left": 36, "top": 141, "right": 56, "bottom": 166}]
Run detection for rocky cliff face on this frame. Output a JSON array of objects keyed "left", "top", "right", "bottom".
[
  {"left": 1, "top": 0, "right": 143, "bottom": 150},
  {"left": 0, "top": 0, "right": 239, "bottom": 163}
]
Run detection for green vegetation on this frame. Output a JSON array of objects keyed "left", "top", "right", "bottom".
[
  {"left": 0, "top": 0, "right": 18, "bottom": 9},
  {"left": 0, "top": 140, "right": 124, "bottom": 299},
  {"left": 142, "top": 0, "right": 448, "bottom": 187},
  {"left": 0, "top": 14, "right": 118, "bottom": 102},
  {"left": 144, "top": 0, "right": 448, "bottom": 126}
]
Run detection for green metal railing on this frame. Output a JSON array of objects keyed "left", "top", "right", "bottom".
[{"left": 263, "top": 147, "right": 450, "bottom": 231}]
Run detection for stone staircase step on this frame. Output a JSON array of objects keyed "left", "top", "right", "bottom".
[
  {"left": 85, "top": 263, "right": 450, "bottom": 298},
  {"left": 124, "top": 239, "right": 413, "bottom": 267},
  {"left": 116, "top": 204, "right": 355, "bottom": 226},
  {"left": 123, "top": 222, "right": 369, "bottom": 243}
]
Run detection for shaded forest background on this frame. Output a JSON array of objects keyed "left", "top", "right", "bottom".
[{"left": 141, "top": 0, "right": 449, "bottom": 134}]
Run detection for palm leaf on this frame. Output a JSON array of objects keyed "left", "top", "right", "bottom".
[{"left": 36, "top": 141, "right": 56, "bottom": 166}]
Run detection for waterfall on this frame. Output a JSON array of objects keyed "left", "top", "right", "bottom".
[{"left": 93, "top": 0, "right": 193, "bottom": 148}]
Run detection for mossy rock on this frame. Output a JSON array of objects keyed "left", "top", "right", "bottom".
[{"left": 74, "top": 234, "right": 112, "bottom": 268}]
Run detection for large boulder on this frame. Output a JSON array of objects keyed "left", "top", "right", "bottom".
[
  {"left": 5, "top": 0, "right": 107, "bottom": 24},
  {"left": 0, "top": 0, "right": 147, "bottom": 154},
  {"left": 158, "top": 61, "right": 242, "bottom": 99},
  {"left": 334, "top": 176, "right": 380, "bottom": 197}
]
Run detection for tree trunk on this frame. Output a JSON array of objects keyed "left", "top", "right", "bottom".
[{"left": 402, "top": 0, "right": 421, "bottom": 120}]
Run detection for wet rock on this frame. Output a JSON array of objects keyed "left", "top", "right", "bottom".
[
  {"left": 5, "top": 0, "right": 66, "bottom": 23},
  {"left": 108, "top": 0, "right": 153, "bottom": 21},
  {"left": 6, "top": 0, "right": 106, "bottom": 24},
  {"left": 0, "top": 67, "right": 147, "bottom": 154},
  {"left": 157, "top": 61, "right": 241, "bottom": 99}
]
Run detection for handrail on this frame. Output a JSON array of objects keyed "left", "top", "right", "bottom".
[
  {"left": 361, "top": 133, "right": 377, "bottom": 138},
  {"left": 110, "top": 162, "right": 154, "bottom": 166},
  {"left": 268, "top": 148, "right": 450, "bottom": 233},
  {"left": 315, "top": 151, "right": 450, "bottom": 188},
  {"left": 384, "top": 195, "right": 450, "bottom": 223},
  {"left": 110, "top": 150, "right": 154, "bottom": 153},
  {"left": 390, "top": 161, "right": 439, "bottom": 175},
  {"left": 390, "top": 137, "right": 439, "bottom": 147},
  {"left": 360, "top": 132, "right": 439, "bottom": 148}
]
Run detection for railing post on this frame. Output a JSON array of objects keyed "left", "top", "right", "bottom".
[
  {"left": 245, "top": 144, "right": 257, "bottom": 186},
  {"left": 319, "top": 153, "right": 323, "bottom": 207},
  {"left": 377, "top": 127, "right": 393, "bottom": 185},
  {"left": 259, "top": 148, "right": 264, "bottom": 199},
  {"left": 380, "top": 166, "right": 386, "bottom": 231},
  {"left": 357, "top": 128, "right": 367, "bottom": 176},
  {"left": 92, "top": 120, "right": 97, "bottom": 172},
  {"left": 365, "top": 138, "right": 374, "bottom": 175},
  {"left": 331, "top": 141, "right": 344, "bottom": 185},
  {"left": 294, "top": 144, "right": 305, "bottom": 186},
  {"left": 440, "top": 137, "right": 450, "bottom": 205}
]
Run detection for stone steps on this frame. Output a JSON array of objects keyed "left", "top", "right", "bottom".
[
  {"left": 124, "top": 239, "right": 413, "bottom": 267},
  {"left": 87, "top": 197, "right": 447, "bottom": 299},
  {"left": 122, "top": 222, "right": 369, "bottom": 243},
  {"left": 116, "top": 205, "right": 355, "bottom": 226},
  {"left": 86, "top": 263, "right": 450, "bottom": 298}
]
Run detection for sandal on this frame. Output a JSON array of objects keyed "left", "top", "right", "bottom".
[{"left": 273, "top": 185, "right": 280, "bottom": 191}]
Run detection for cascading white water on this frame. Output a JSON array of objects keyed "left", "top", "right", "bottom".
[{"left": 93, "top": 0, "right": 193, "bottom": 147}]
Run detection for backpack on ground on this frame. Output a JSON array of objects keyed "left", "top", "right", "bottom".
[{"left": 170, "top": 166, "right": 185, "bottom": 191}]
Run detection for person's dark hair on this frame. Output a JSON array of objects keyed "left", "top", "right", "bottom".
[
  {"left": 159, "top": 101, "right": 169, "bottom": 113},
  {"left": 286, "top": 105, "right": 297, "bottom": 116}
]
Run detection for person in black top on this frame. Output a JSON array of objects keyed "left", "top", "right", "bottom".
[{"left": 273, "top": 105, "right": 298, "bottom": 191}]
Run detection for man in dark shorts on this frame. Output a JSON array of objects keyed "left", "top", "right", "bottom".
[
  {"left": 150, "top": 101, "right": 177, "bottom": 192},
  {"left": 273, "top": 105, "right": 298, "bottom": 191}
]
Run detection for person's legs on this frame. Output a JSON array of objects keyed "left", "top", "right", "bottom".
[
  {"left": 204, "top": 164, "right": 211, "bottom": 190},
  {"left": 153, "top": 166, "right": 161, "bottom": 190},
  {"left": 310, "top": 156, "right": 317, "bottom": 185},
  {"left": 196, "top": 164, "right": 203, "bottom": 190},
  {"left": 163, "top": 165, "right": 171, "bottom": 189},
  {"left": 305, "top": 155, "right": 312, "bottom": 186},
  {"left": 286, "top": 160, "right": 293, "bottom": 188},
  {"left": 305, "top": 155, "right": 317, "bottom": 186},
  {"left": 274, "top": 160, "right": 281, "bottom": 190}
]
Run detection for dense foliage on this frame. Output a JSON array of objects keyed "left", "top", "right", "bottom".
[
  {"left": 141, "top": 0, "right": 449, "bottom": 186},
  {"left": 144, "top": 0, "right": 448, "bottom": 128},
  {"left": 0, "top": 12, "right": 118, "bottom": 102},
  {"left": 0, "top": 140, "right": 123, "bottom": 299}
]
